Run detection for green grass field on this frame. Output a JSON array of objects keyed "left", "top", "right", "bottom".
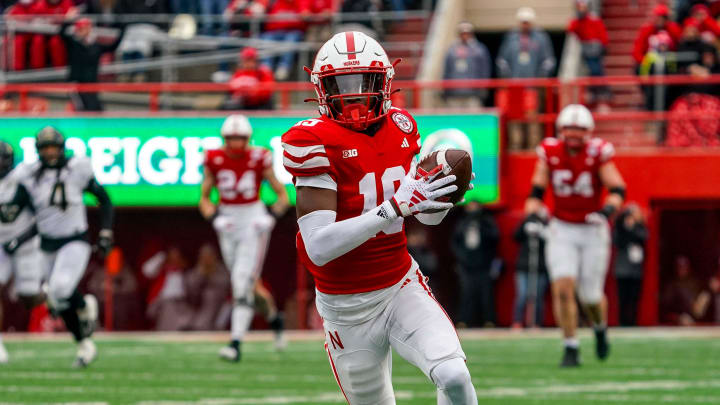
[{"left": 1, "top": 329, "right": 720, "bottom": 404}]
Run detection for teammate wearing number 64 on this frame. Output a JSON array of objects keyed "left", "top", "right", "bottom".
[
  {"left": 525, "top": 104, "right": 626, "bottom": 368},
  {"left": 282, "top": 31, "right": 477, "bottom": 404}
]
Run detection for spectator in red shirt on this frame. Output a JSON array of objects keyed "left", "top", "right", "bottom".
[
  {"left": 4, "top": 0, "right": 43, "bottom": 70},
  {"left": 223, "top": 47, "right": 275, "bottom": 110},
  {"left": 686, "top": 4, "right": 720, "bottom": 40},
  {"left": 33, "top": 0, "right": 76, "bottom": 68},
  {"left": 632, "top": 4, "right": 682, "bottom": 67},
  {"left": 305, "top": 0, "right": 338, "bottom": 41},
  {"left": 567, "top": 0, "right": 611, "bottom": 107},
  {"left": 257, "top": 0, "right": 310, "bottom": 80}
]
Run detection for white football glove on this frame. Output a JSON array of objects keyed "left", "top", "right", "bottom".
[
  {"left": 585, "top": 211, "right": 608, "bottom": 226},
  {"left": 212, "top": 215, "right": 237, "bottom": 233},
  {"left": 253, "top": 214, "right": 276, "bottom": 232},
  {"left": 390, "top": 161, "right": 457, "bottom": 217}
]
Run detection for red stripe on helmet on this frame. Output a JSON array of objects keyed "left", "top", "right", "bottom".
[{"left": 345, "top": 32, "right": 356, "bottom": 60}]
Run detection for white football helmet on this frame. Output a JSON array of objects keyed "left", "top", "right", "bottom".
[
  {"left": 308, "top": 31, "right": 396, "bottom": 131},
  {"left": 556, "top": 104, "right": 595, "bottom": 131},
  {"left": 221, "top": 114, "right": 252, "bottom": 138}
]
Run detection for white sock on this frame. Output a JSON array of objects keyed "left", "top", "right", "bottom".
[
  {"left": 231, "top": 304, "right": 254, "bottom": 341},
  {"left": 564, "top": 338, "right": 579, "bottom": 348}
]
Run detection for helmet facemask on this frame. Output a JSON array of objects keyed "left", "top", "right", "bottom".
[
  {"left": 223, "top": 135, "right": 250, "bottom": 155},
  {"left": 36, "top": 127, "right": 66, "bottom": 168},
  {"left": 559, "top": 126, "right": 591, "bottom": 151},
  {"left": 314, "top": 65, "right": 392, "bottom": 132}
]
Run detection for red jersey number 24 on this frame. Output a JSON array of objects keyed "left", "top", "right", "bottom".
[{"left": 217, "top": 169, "right": 257, "bottom": 200}]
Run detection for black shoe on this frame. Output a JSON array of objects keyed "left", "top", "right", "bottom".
[
  {"left": 560, "top": 346, "right": 580, "bottom": 368},
  {"left": 219, "top": 341, "right": 241, "bottom": 362},
  {"left": 269, "top": 314, "right": 284, "bottom": 333},
  {"left": 269, "top": 314, "right": 287, "bottom": 351},
  {"left": 595, "top": 328, "right": 610, "bottom": 361},
  {"left": 218, "top": 345, "right": 240, "bottom": 363}
]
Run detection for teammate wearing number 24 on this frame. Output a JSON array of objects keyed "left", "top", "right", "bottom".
[
  {"left": 525, "top": 104, "right": 626, "bottom": 368},
  {"left": 282, "top": 31, "right": 477, "bottom": 404},
  {"left": 200, "top": 114, "right": 290, "bottom": 362}
]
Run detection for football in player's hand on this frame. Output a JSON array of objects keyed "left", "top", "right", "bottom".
[{"left": 417, "top": 149, "right": 472, "bottom": 212}]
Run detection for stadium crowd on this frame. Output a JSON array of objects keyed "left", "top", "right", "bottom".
[
  {"left": 3, "top": 0, "right": 720, "bottom": 147},
  {"left": 634, "top": 2, "right": 720, "bottom": 146},
  {"left": 2, "top": 0, "right": 422, "bottom": 75}
]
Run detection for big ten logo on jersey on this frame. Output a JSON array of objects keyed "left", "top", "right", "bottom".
[
  {"left": 552, "top": 170, "right": 593, "bottom": 197},
  {"left": 216, "top": 169, "right": 256, "bottom": 200},
  {"left": 343, "top": 149, "right": 358, "bottom": 158},
  {"left": 359, "top": 166, "right": 405, "bottom": 234}
]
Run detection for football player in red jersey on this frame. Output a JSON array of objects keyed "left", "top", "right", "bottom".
[
  {"left": 282, "top": 32, "right": 478, "bottom": 404},
  {"left": 199, "top": 114, "right": 290, "bottom": 362},
  {"left": 525, "top": 104, "right": 626, "bottom": 367}
]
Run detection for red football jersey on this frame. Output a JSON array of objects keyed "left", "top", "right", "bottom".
[
  {"left": 204, "top": 147, "right": 272, "bottom": 205},
  {"left": 538, "top": 137, "right": 615, "bottom": 223},
  {"left": 282, "top": 109, "right": 422, "bottom": 294}
]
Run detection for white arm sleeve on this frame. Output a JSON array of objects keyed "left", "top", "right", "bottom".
[
  {"left": 298, "top": 201, "right": 398, "bottom": 266},
  {"left": 295, "top": 173, "right": 337, "bottom": 191},
  {"left": 416, "top": 209, "right": 450, "bottom": 226}
]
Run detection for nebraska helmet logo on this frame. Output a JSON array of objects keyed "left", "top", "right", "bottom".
[{"left": 392, "top": 112, "right": 413, "bottom": 134}]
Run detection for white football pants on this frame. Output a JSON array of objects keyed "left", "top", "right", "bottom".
[
  {"left": 0, "top": 236, "right": 43, "bottom": 296},
  {"left": 322, "top": 269, "right": 477, "bottom": 405},
  {"left": 545, "top": 218, "right": 611, "bottom": 304},
  {"left": 43, "top": 240, "right": 91, "bottom": 311}
]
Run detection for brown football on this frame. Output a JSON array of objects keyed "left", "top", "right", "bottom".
[{"left": 417, "top": 149, "right": 472, "bottom": 212}]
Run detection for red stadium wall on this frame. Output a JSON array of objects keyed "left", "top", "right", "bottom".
[{"left": 493, "top": 149, "right": 720, "bottom": 327}]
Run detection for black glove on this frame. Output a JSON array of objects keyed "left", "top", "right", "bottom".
[
  {"left": 3, "top": 238, "right": 20, "bottom": 255},
  {"left": 526, "top": 212, "right": 543, "bottom": 224},
  {"left": 97, "top": 229, "right": 114, "bottom": 256}
]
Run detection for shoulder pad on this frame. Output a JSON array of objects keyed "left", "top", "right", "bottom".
[
  {"left": 537, "top": 137, "right": 560, "bottom": 160},
  {"left": 541, "top": 137, "right": 560, "bottom": 147},
  {"left": 204, "top": 148, "right": 224, "bottom": 168},
  {"left": 68, "top": 155, "right": 94, "bottom": 179},
  {"left": 588, "top": 138, "right": 615, "bottom": 162},
  {"left": 282, "top": 126, "right": 330, "bottom": 178}
]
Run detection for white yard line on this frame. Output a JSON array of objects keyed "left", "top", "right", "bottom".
[
  {"left": 4, "top": 326, "right": 720, "bottom": 343},
  {"left": 132, "top": 378, "right": 720, "bottom": 405},
  {"left": 0, "top": 403, "right": 109, "bottom": 405},
  {"left": 2, "top": 379, "right": 718, "bottom": 404}
]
